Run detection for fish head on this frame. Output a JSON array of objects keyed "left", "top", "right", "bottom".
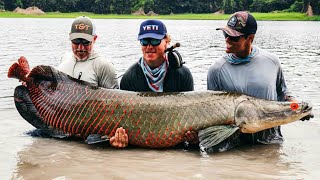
[
  {"left": 26, "top": 65, "right": 59, "bottom": 90},
  {"left": 235, "top": 97, "right": 313, "bottom": 133},
  {"left": 14, "top": 85, "right": 49, "bottom": 129},
  {"left": 14, "top": 74, "right": 71, "bottom": 139}
]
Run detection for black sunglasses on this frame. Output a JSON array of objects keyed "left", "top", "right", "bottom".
[
  {"left": 71, "top": 38, "right": 92, "bottom": 46},
  {"left": 140, "top": 38, "right": 162, "bottom": 46},
  {"left": 223, "top": 31, "right": 246, "bottom": 42}
]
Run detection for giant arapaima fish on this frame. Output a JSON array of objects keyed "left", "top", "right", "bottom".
[{"left": 8, "top": 56, "right": 312, "bottom": 149}]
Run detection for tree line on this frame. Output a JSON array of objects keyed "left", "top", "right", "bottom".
[{"left": 1, "top": 0, "right": 319, "bottom": 15}]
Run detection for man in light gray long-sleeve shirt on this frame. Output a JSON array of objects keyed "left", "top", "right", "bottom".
[
  {"left": 58, "top": 16, "right": 127, "bottom": 148},
  {"left": 58, "top": 16, "right": 118, "bottom": 89},
  {"left": 207, "top": 11, "right": 312, "bottom": 153}
]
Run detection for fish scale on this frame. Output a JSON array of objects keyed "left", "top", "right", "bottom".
[
  {"left": 24, "top": 81, "right": 286, "bottom": 147},
  {"left": 8, "top": 58, "right": 312, "bottom": 149}
]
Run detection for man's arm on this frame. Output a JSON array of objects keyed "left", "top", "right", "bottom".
[
  {"left": 207, "top": 65, "right": 221, "bottom": 91},
  {"left": 180, "top": 67, "right": 194, "bottom": 91},
  {"left": 93, "top": 55, "right": 119, "bottom": 89}
]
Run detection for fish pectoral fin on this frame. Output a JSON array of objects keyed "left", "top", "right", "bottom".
[
  {"left": 198, "top": 125, "right": 239, "bottom": 149},
  {"left": 26, "top": 128, "right": 70, "bottom": 139},
  {"left": 85, "top": 134, "right": 110, "bottom": 145}
]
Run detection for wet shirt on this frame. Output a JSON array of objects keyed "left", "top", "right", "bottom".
[
  {"left": 207, "top": 46, "right": 290, "bottom": 145},
  {"left": 58, "top": 51, "right": 119, "bottom": 89},
  {"left": 120, "top": 60, "right": 194, "bottom": 92}
]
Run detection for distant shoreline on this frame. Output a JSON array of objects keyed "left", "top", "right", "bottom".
[{"left": 0, "top": 11, "right": 319, "bottom": 21}]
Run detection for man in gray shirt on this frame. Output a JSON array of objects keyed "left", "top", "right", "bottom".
[
  {"left": 58, "top": 16, "right": 126, "bottom": 148},
  {"left": 58, "top": 16, "right": 118, "bottom": 89},
  {"left": 207, "top": 11, "right": 312, "bottom": 152}
]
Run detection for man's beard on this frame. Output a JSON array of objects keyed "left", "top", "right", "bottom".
[{"left": 75, "top": 50, "right": 90, "bottom": 61}]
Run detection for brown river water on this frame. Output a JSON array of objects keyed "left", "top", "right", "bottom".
[{"left": 0, "top": 19, "right": 319, "bottom": 179}]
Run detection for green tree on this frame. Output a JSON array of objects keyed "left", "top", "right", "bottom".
[
  {"left": 3, "top": 0, "right": 23, "bottom": 10},
  {"left": 3, "top": 0, "right": 319, "bottom": 15},
  {"left": 223, "top": 0, "right": 235, "bottom": 13},
  {"left": 284, "top": 0, "right": 304, "bottom": 12},
  {"left": 310, "top": 0, "right": 320, "bottom": 15},
  {"left": 145, "top": 0, "right": 155, "bottom": 13},
  {"left": 250, "top": 0, "right": 294, "bottom": 12},
  {"left": 110, "top": 0, "right": 134, "bottom": 14},
  {"left": 92, "top": 0, "right": 111, "bottom": 14},
  {"left": 0, "top": 0, "right": 5, "bottom": 10}
]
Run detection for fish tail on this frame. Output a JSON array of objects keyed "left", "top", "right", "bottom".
[{"left": 8, "top": 56, "right": 30, "bottom": 82}]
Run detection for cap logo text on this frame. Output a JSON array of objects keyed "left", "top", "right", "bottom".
[
  {"left": 143, "top": 25, "right": 159, "bottom": 31},
  {"left": 227, "top": 16, "right": 237, "bottom": 27},
  {"left": 75, "top": 23, "right": 90, "bottom": 31}
]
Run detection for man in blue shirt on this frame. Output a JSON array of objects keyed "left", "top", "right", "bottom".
[{"left": 207, "top": 11, "right": 313, "bottom": 152}]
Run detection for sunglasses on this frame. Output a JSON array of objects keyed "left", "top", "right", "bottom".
[
  {"left": 223, "top": 31, "right": 245, "bottom": 42},
  {"left": 140, "top": 38, "right": 162, "bottom": 46},
  {"left": 71, "top": 38, "right": 92, "bottom": 46}
]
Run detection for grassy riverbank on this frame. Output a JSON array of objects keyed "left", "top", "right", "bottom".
[{"left": 0, "top": 11, "right": 319, "bottom": 21}]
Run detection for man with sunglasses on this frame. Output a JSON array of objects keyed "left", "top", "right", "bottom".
[
  {"left": 206, "top": 11, "right": 313, "bottom": 153},
  {"left": 58, "top": 16, "right": 124, "bottom": 148},
  {"left": 58, "top": 16, "right": 118, "bottom": 89},
  {"left": 115, "top": 19, "right": 196, "bottom": 148}
]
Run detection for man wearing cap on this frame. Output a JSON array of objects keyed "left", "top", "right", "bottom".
[
  {"left": 58, "top": 16, "right": 125, "bottom": 148},
  {"left": 115, "top": 19, "right": 196, "bottom": 148},
  {"left": 206, "top": 11, "right": 297, "bottom": 152},
  {"left": 120, "top": 19, "right": 193, "bottom": 92},
  {"left": 58, "top": 16, "right": 118, "bottom": 89}
]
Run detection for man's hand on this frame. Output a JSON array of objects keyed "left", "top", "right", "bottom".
[
  {"left": 110, "top": 127, "right": 128, "bottom": 148},
  {"left": 184, "top": 131, "right": 199, "bottom": 144},
  {"left": 300, "top": 113, "right": 314, "bottom": 121}
]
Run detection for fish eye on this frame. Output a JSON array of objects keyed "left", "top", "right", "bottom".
[{"left": 290, "top": 103, "right": 299, "bottom": 111}]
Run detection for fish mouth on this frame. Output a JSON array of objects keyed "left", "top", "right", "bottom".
[{"left": 301, "top": 102, "right": 312, "bottom": 113}]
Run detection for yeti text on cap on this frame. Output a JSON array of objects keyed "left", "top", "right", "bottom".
[{"left": 143, "top": 25, "right": 159, "bottom": 31}]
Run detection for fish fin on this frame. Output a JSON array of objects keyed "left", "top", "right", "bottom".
[
  {"left": 26, "top": 129, "right": 52, "bottom": 138},
  {"left": 8, "top": 56, "right": 30, "bottom": 81},
  {"left": 199, "top": 125, "right": 239, "bottom": 149},
  {"left": 85, "top": 134, "right": 110, "bottom": 145},
  {"left": 26, "top": 128, "right": 70, "bottom": 139}
]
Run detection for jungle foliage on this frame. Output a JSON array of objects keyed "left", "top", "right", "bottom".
[{"left": 0, "top": 0, "right": 319, "bottom": 15}]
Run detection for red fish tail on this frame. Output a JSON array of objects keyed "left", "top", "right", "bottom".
[{"left": 8, "top": 56, "right": 30, "bottom": 82}]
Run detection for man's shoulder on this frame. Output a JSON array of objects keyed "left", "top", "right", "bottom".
[
  {"left": 175, "top": 65, "right": 192, "bottom": 74},
  {"left": 122, "top": 62, "right": 141, "bottom": 77},
  {"left": 91, "top": 51, "right": 106, "bottom": 62},
  {"left": 58, "top": 52, "right": 75, "bottom": 71},
  {"left": 126, "top": 62, "right": 140, "bottom": 70},
  {"left": 91, "top": 52, "right": 115, "bottom": 67},
  {"left": 255, "top": 47, "right": 280, "bottom": 64},
  {"left": 208, "top": 57, "right": 227, "bottom": 72}
]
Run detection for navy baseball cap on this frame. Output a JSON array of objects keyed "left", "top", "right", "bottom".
[
  {"left": 216, "top": 11, "right": 257, "bottom": 37},
  {"left": 138, "top": 19, "right": 167, "bottom": 40}
]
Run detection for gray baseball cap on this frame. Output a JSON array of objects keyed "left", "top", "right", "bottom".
[{"left": 69, "top": 16, "right": 96, "bottom": 41}]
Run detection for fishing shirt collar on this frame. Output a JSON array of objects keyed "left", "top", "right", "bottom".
[
  {"left": 139, "top": 57, "right": 169, "bottom": 92},
  {"left": 224, "top": 46, "right": 258, "bottom": 65}
]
